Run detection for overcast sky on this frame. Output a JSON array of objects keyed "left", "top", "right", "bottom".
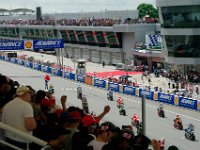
[{"left": 1, "top": 0, "right": 156, "bottom": 13}]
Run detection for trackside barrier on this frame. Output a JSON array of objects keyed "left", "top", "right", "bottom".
[
  {"left": 94, "top": 78, "right": 106, "bottom": 88},
  {"left": 41, "top": 65, "right": 48, "bottom": 73},
  {"left": 1, "top": 56, "right": 199, "bottom": 111},
  {"left": 25, "top": 61, "right": 33, "bottom": 68},
  {"left": 107, "top": 82, "right": 119, "bottom": 92},
  {"left": 17, "top": 59, "right": 24, "bottom": 66},
  {"left": 140, "top": 89, "right": 154, "bottom": 100},
  {"left": 123, "top": 85, "right": 135, "bottom": 96},
  {"left": 77, "top": 74, "right": 85, "bottom": 83}
]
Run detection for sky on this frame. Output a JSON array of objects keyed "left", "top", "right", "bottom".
[{"left": 1, "top": 0, "right": 156, "bottom": 13}]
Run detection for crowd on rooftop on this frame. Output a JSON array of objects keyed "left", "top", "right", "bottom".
[
  {"left": 0, "top": 17, "right": 159, "bottom": 26},
  {"left": 0, "top": 73, "right": 180, "bottom": 150}
]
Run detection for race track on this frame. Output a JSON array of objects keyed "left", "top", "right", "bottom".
[{"left": 1, "top": 60, "right": 200, "bottom": 150}]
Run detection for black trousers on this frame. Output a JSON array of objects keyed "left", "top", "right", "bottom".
[{"left": 5, "top": 138, "right": 32, "bottom": 150}]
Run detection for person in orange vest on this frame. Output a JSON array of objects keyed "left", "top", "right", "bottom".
[{"left": 44, "top": 74, "right": 50, "bottom": 90}]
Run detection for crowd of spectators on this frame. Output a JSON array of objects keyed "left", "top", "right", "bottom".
[
  {"left": 0, "top": 17, "right": 159, "bottom": 27},
  {"left": 0, "top": 73, "right": 180, "bottom": 150}
]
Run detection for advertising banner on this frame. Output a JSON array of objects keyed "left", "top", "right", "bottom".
[
  {"left": 17, "top": 59, "right": 24, "bottom": 66},
  {"left": 70, "top": 73, "right": 75, "bottom": 80},
  {"left": 158, "top": 93, "right": 174, "bottom": 104},
  {"left": 77, "top": 75, "right": 85, "bottom": 83},
  {"left": 85, "top": 76, "right": 93, "bottom": 86},
  {"left": 135, "top": 88, "right": 140, "bottom": 96},
  {"left": 5, "top": 56, "right": 10, "bottom": 61},
  {"left": 52, "top": 68, "right": 58, "bottom": 76},
  {"left": 42, "top": 65, "right": 48, "bottom": 73},
  {"left": 197, "top": 100, "right": 200, "bottom": 111},
  {"left": 10, "top": 58, "right": 16, "bottom": 63},
  {"left": 36, "top": 64, "right": 41, "bottom": 71},
  {"left": 94, "top": 78, "right": 106, "bottom": 88},
  {"left": 25, "top": 61, "right": 30, "bottom": 68},
  {"left": 0, "top": 40, "right": 24, "bottom": 50},
  {"left": 108, "top": 82, "right": 119, "bottom": 92},
  {"left": 64, "top": 72, "right": 71, "bottom": 79},
  {"left": 141, "top": 89, "right": 154, "bottom": 100},
  {"left": 178, "top": 97, "right": 197, "bottom": 110},
  {"left": 32, "top": 39, "right": 64, "bottom": 49},
  {"left": 57, "top": 70, "right": 63, "bottom": 77},
  {"left": 47, "top": 67, "right": 52, "bottom": 74},
  {"left": 123, "top": 85, "right": 135, "bottom": 95},
  {"left": 0, "top": 39, "right": 64, "bottom": 50},
  {"left": 153, "top": 92, "right": 159, "bottom": 100}
]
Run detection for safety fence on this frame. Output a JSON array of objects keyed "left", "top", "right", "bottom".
[{"left": 1, "top": 55, "right": 200, "bottom": 111}]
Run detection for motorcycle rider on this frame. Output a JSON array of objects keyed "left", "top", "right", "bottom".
[
  {"left": 117, "top": 97, "right": 124, "bottom": 107},
  {"left": 158, "top": 103, "right": 163, "bottom": 111},
  {"left": 48, "top": 83, "right": 54, "bottom": 94},
  {"left": 185, "top": 123, "right": 194, "bottom": 133},
  {"left": 174, "top": 115, "right": 183, "bottom": 129},
  {"left": 77, "top": 84, "right": 82, "bottom": 99},
  {"left": 131, "top": 113, "right": 140, "bottom": 127},
  {"left": 116, "top": 97, "right": 126, "bottom": 115},
  {"left": 107, "top": 90, "right": 113, "bottom": 101}
]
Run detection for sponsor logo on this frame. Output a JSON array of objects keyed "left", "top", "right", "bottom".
[
  {"left": 174, "top": 95, "right": 179, "bottom": 105},
  {"left": 0, "top": 41, "right": 22, "bottom": 47},
  {"left": 78, "top": 75, "right": 84, "bottom": 80},
  {"left": 124, "top": 87, "right": 134, "bottom": 92},
  {"left": 24, "top": 41, "right": 33, "bottom": 49},
  {"left": 109, "top": 83, "right": 118, "bottom": 89},
  {"left": 154, "top": 92, "right": 158, "bottom": 100},
  {"left": 143, "top": 90, "right": 151, "bottom": 96},
  {"left": 95, "top": 80, "right": 104, "bottom": 85},
  {"left": 198, "top": 101, "right": 200, "bottom": 109},
  {"left": 159, "top": 94, "right": 172, "bottom": 100},
  {"left": 65, "top": 72, "right": 70, "bottom": 76},
  {"left": 34, "top": 63, "right": 38, "bottom": 68},
  {"left": 26, "top": 62, "right": 30, "bottom": 67},
  {"left": 136, "top": 88, "right": 139, "bottom": 96},
  {"left": 181, "top": 98, "right": 195, "bottom": 106},
  {"left": 35, "top": 40, "right": 61, "bottom": 46},
  {"left": 43, "top": 66, "right": 48, "bottom": 72},
  {"left": 18, "top": 60, "right": 22, "bottom": 64}
]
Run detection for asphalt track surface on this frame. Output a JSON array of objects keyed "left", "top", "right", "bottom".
[{"left": 1, "top": 60, "right": 200, "bottom": 150}]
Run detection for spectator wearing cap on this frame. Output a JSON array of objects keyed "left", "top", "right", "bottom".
[
  {"left": 72, "top": 114, "right": 99, "bottom": 150},
  {"left": 87, "top": 121, "right": 119, "bottom": 150},
  {"left": 2, "top": 85, "right": 37, "bottom": 150},
  {"left": 102, "top": 129, "right": 134, "bottom": 150}
]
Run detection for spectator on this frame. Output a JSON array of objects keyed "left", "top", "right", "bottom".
[
  {"left": 87, "top": 121, "right": 119, "bottom": 150},
  {"left": 72, "top": 114, "right": 99, "bottom": 150},
  {"left": 2, "top": 85, "right": 37, "bottom": 150}
]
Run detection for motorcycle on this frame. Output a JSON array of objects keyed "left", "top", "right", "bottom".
[
  {"left": 77, "top": 91, "right": 82, "bottom": 99},
  {"left": 174, "top": 119, "right": 183, "bottom": 130},
  {"left": 107, "top": 92, "right": 113, "bottom": 101},
  {"left": 48, "top": 84, "right": 54, "bottom": 94},
  {"left": 185, "top": 126, "right": 195, "bottom": 141},
  {"left": 157, "top": 108, "right": 165, "bottom": 118},
  {"left": 117, "top": 104, "right": 126, "bottom": 116}
]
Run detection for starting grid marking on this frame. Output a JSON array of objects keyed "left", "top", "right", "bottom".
[{"left": 3, "top": 61, "right": 200, "bottom": 122}]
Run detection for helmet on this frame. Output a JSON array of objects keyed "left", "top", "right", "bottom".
[{"left": 176, "top": 115, "right": 180, "bottom": 119}]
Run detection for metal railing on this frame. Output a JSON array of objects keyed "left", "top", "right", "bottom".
[{"left": 0, "top": 122, "right": 48, "bottom": 150}]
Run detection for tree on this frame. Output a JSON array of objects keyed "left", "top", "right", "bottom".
[{"left": 137, "top": 3, "right": 158, "bottom": 18}]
